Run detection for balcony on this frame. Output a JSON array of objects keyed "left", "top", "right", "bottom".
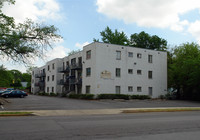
[
  {"left": 34, "top": 81, "right": 45, "bottom": 87},
  {"left": 70, "top": 63, "right": 82, "bottom": 70},
  {"left": 75, "top": 78, "right": 82, "bottom": 85},
  {"left": 35, "top": 73, "right": 46, "bottom": 78},
  {"left": 58, "top": 66, "right": 70, "bottom": 73},
  {"left": 58, "top": 76, "right": 76, "bottom": 85}
]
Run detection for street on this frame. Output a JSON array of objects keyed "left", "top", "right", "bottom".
[
  {"left": 1, "top": 95, "right": 200, "bottom": 139},
  {"left": 1, "top": 111, "right": 200, "bottom": 140}
]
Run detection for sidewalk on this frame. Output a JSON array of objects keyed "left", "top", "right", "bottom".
[{"left": 2, "top": 107, "right": 200, "bottom": 116}]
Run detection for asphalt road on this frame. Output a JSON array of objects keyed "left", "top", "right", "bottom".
[
  {"left": 1, "top": 111, "right": 200, "bottom": 140},
  {"left": 3, "top": 94, "right": 200, "bottom": 110}
]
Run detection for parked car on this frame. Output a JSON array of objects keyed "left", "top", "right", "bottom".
[
  {"left": 0, "top": 90, "right": 10, "bottom": 96},
  {"left": 1, "top": 90, "right": 28, "bottom": 98},
  {"left": 6, "top": 88, "right": 14, "bottom": 91}
]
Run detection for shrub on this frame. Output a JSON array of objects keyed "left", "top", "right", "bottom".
[
  {"left": 61, "top": 93, "right": 67, "bottom": 97},
  {"left": 80, "top": 94, "right": 94, "bottom": 100},
  {"left": 68, "top": 94, "right": 94, "bottom": 100},
  {"left": 97, "top": 94, "right": 130, "bottom": 100},
  {"left": 38, "top": 92, "right": 45, "bottom": 96},
  {"left": 130, "top": 95, "right": 151, "bottom": 100},
  {"left": 44, "top": 93, "right": 49, "bottom": 96},
  {"left": 50, "top": 92, "right": 57, "bottom": 96}
]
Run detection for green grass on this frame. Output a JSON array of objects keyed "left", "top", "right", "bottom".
[
  {"left": 0, "top": 112, "right": 33, "bottom": 116},
  {"left": 122, "top": 108, "right": 200, "bottom": 113}
]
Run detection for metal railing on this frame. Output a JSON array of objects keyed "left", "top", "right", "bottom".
[{"left": 35, "top": 73, "right": 46, "bottom": 78}]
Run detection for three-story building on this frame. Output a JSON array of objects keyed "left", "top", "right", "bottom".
[{"left": 31, "top": 42, "right": 167, "bottom": 98}]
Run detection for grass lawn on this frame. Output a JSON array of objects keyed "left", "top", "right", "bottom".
[
  {"left": 0, "top": 112, "right": 33, "bottom": 116},
  {"left": 122, "top": 107, "right": 200, "bottom": 113}
]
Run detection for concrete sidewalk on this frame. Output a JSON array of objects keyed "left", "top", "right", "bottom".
[{"left": 2, "top": 107, "right": 200, "bottom": 116}]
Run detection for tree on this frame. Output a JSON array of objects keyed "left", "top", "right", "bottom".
[
  {"left": 168, "top": 43, "right": 200, "bottom": 100},
  {"left": 94, "top": 26, "right": 129, "bottom": 45},
  {"left": 130, "top": 31, "right": 167, "bottom": 51},
  {"left": 0, "top": 0, "right": 62, "bottom": 64},
  {"left": 0, "top": 65, "right": 13, "bottom": 87}
]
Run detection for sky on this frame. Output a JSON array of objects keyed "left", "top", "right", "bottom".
[{"left": 1, "top": 0, "right": 200, "bottom": 72}]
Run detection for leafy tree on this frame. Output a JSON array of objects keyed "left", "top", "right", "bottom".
[
  {"left": 94, "top": 27, "right": 167, "bottom": 51},
  {"left": 130, "top": 31, "right": 167, "bottom": 51},
  {"left": 21, "top": 73, "right": 31, "bottom": 82},
  {"left": 94, "top": 26, "right": 129, "bottom": 45},
  {"left": 68, "top": 49, "right": 81, "bottom": 56},
  {"left": 168, "top": 43, "right": 200, "bottom": 100},
  {"left": 0, "top": 65, "right": 13, "bottom": 87},
  {"left": 0, "top": 0, "right": 62, "bottom": 64}
]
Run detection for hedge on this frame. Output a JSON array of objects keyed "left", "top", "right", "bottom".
[
  {"left": 130, "top": 95, "right": 151, "bottom": 100},
  {"left": 68, "top": 94, "right": 94, "bottom": 100},
  {"left": 97, "top": 94, "right": 130, "bottom": 100}
]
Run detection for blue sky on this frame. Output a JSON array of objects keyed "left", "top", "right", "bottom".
[{"left": 1, "top": 0, "right": 200, "bottom": 72}]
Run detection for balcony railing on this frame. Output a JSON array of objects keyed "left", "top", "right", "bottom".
[
  {"left": 34, "top": 81, "right": 45, "bottom": 87},
  {"left": 58, "top": 76, "right": 77, "bottom": 85},
  {"left": 58, "top": 66, "right": 70, "bottom": 73},
  {"left": 35, "top": 73, "right": 46, "bottom": 78},
  {"left": 75, "top": 78, "right": 82, "bottom": 85},
  {"left": 70, "top": 63, "right": 82, "bottom": 70}
]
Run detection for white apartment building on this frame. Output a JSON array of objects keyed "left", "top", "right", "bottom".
[{"left": 31, "top": 42, "right": 167, "bottom": 98}]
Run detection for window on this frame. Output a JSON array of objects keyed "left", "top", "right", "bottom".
[
  {"left": 52, "top": 87, "right": 54, "bottom": 93},
  {"left": 149, "top": 87, "right": 153, "bottom": 96},
  {"left": 86, "top": 68, "right": 91, "bottom": 76},
  {"left": 128, "top": 69, "right": 133, "bottom": 74},
  {"left": 116, "top": 86, "right": 121, "bottom": 94},
  {"left": 128, "top": 52, "right": 133, "bottom": 57},
  {"left": 116, "top": 51, "right": 121, "bottom": 60},
  {"left": 52, "top": 75, "right": 54, "bottom": 81},
  {"left": 86, "top": 86, "right": 90, "bottom": 94},
  {"left": 52, "top": 63, "right": 55, "bottom": 70},
  {"left": 47, "top": 87, "right": 49, "bottom": 93},
  {"left": 47, "top": 76, "right": 49, "bottom": 82},
  {"left": 148, "top": 55, "right": 153, "bottom": 63},
  {"left": 137, "top": 53, "right": 142, "bottom": 58},
  {"left": 48, "top": 65, "right": 50, "bottom": 71},
  {"left": 137, "top": 87, "right": 142, "bottom": 92},
  {"left": 116, "top": 68, "right": 121, "bottom": 77},
  {"left": 137, "top": 70, "right": 142, "bottom": 75},
  {"left": 128, "top": 86, "right": 133, "bottom": 92},
  {"left": 71, "top": 58, "right": 76, "bottom": 66},
  {"left": 86, "top": 50, "right": 91, "bottom": 60},
  {"left": 148, "top": 71, "right": 152, "bottom": 79}
]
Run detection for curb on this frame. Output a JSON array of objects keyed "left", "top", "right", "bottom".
[{"left": 1, "top": 107, "right": 200, "bottom": 117}]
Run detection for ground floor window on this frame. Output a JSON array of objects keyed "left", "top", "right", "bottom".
[
  {"left": 116, "top": 86, "right": 121, "bottom": 94},
  {"left": 128, "top": 86, "right": 133, "bottom": 92},
  {"left": 86, "top": 85, "right": 90, "bottom": 94},
  {"left": 47, "top": 87, "right": 49, "bottom": 93},
  {"left": 148, "top": 87, "right": 153, "bottom": 96},
  {"left": 137, "top": 86, "right": 142, "bottom": 92}
]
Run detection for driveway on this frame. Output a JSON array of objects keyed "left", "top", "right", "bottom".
[{"left": 2, "top": 94, "right": 200, "bottom": 111}]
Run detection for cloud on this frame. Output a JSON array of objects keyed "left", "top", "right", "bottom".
[
  {"left": 2, "top": 0, "right": 61, "bottom": 23},
  {"left": 96, "top": 0, "right": 200, "bottom": 32},
  {"left": 45, "top": 45, "right": 71, "bottom": 61},
  {"left": 75, "top": 42, "right": 90, "bottom": 49},
  {"left": 188, "top": 20, "right": 200, "bottom": 44}
]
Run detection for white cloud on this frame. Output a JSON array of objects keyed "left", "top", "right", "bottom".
[
  {"left": 188, "top": 20, "right": 200, "bottom": 44},
  {"left": 96, "top": 0, "right": 200, "bottom": 32},
  {"left": 75, "top": 42, "right": 90, "bottom": 49},
  {"left": 45, "top": 45, "right": 71, "bottom": 61},
  {"left": 2, "top": 0, "right": 61, "bottom": 23}
]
